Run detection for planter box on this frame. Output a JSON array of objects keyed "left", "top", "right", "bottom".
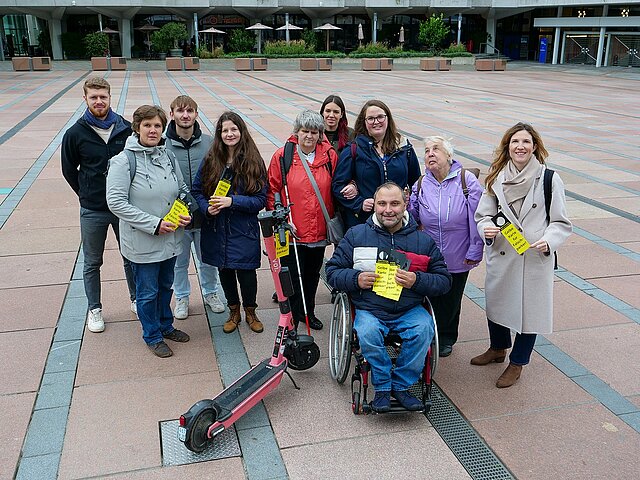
[
  {"left": 91, "top": 57, "right": 127, "bottom": 71},
  {"left": 91, "top": 57, "right": 109, "bottom": 71},
  {"left": 475, "top": 58, "right": 506, "bottom": 71},
  {"left": 32, "top": 57, "right": 52, "bottom": 71},
  {"left": 361, "top": 58, "right": 393, "bottom": 71},
  {"left": 235, "top": 58, "right": 267, "bottom": 71},
  {"left": 183, "top": 57, "right": 200, "bottom": 70},
  {"left": 420, "top": 58, "right": 451, "bottom": 71},
  {"left": 12, "top": 57, "right": 32, "bottom": 71},
  {"left": 109, "top": 57, "right": 127, "bottom": 70},
  {"left": 166, "top": 57, "right": 183, "bottom": 71},
  {"left": 299, "top": 58, "right": 333, "bottom": 71}
]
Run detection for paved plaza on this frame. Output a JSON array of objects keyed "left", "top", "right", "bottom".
[{"left": 0, "top": 60, "right": 639, "bottom": 479}]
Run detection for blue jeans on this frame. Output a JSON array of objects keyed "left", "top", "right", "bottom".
[
  {"left": 355, "top": 305, "right": 434, "bottom": 392},
  {"left": 131, "top": 257, "right": 177, "bottom": 345},
  {"left": 80, "top": 208, "right": 136, "bottom": 309},
  {"left": 488, "top": 319, "right": 537, "bottom": 366},
  {"left": 172, "top": 229, "right": 219, "bottom": 299}
]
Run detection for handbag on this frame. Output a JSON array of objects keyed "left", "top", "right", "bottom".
[{"left": 298, "top": 148, "right": 345, "bottom": 244}]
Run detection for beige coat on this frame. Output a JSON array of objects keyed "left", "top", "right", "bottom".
[{"left": 475, "top": 164, "right": 572, "bottom": 334}]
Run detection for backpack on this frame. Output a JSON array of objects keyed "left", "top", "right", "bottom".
[
  {"left": 543, "top": 168, "right": 558, "bottom": 269},
  {"left": 124, "top": 149, "right": 177, "bottom": 183},
  {"left": 415, "top": 167, "right": 481, "bottom": 199}
]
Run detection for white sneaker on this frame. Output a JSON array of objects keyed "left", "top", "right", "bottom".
[
  {"left": 204, "top": 292, "right": 225, "bottom": 313},
  {"left": 87, "top": 308, "right": 105, "bottom": 333},
  {"left": 174, "top": 297, "right": 189, "bottom": 320},
  {"left": 130, "top": 300, "right": 138, "bottom": 318}
]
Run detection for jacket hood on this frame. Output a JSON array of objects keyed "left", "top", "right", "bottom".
[
  {"left": 286, "top": 133, "right": 334, "bottom": 167},
  {"left": 368, "top": 210, "right": 413, "bottom": 233},
  {"left": 166, "top": 120, "right": 203, "bottom": 145},
  {"left": 425, "top": 158, "right": 463, "bottom": 184},
  {"left": 125, "top": 134, "right": 166, "bottom": 158}
]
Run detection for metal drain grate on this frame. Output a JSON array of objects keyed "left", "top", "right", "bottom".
[
  {"left": 160, "top": 420, "right": 241, "bottom": 467},
  {"left": 427, "top": 384, "right": 514, "bottom": 480}
]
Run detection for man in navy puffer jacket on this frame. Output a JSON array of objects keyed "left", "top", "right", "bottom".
[{"left": 326, "top": 182, "right": 451, "bottom": 412}]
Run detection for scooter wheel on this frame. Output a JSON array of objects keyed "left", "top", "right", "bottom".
[
  {"left": 287, "top": 342, "right": 320, "bottom": 371},
  {"left": 184, "top": 408, "right": 216, "bottom": 453}
]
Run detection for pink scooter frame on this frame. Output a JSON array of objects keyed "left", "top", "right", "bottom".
[{"left": 178, "top": 194, "right": 320, "bottom": 453}]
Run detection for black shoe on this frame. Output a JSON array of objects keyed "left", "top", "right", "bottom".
[
  {"left": 163, "top": 329, "right": 190, "bottom": 343},
  {"left": 391, "top": 390, "right": 424, "bottom": 411},
  {"left": 439, "top": 344, "right": 453, "bottom": 357},
  {"left": 272, "top": 292, "right": 278, "bottom": 303},
  {"left": 371, "top": 391, "right": 391, "bottom": 413},
  {"left": 148, "top": 341, "right": 173, "bottom": 358},
  {"left": 308, "top": 315, "right": 323, "bottom": 331}
]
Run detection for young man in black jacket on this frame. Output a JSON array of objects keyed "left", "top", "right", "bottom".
[
  {"left": 61, "top": 77, "right": 136, "bottom": 334},
  {"left": 326, "top": 182, "right": 451, "bottom": 413}
]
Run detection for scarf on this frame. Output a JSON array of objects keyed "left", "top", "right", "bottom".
[
  {"left": 502, "top": 157, "right": 541, "bottom": 218},
  {"left": 83, "top": 107, "right": 118, "bottom": 130}
]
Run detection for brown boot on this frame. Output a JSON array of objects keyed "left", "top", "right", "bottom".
[
  {"left": 470, "top": 347, "right": 507, "bottom": 365},
  {"left": 244, "top": 306, "right": 264, "bottom": 333},
  {"left": 496, "top": 363, "right": 522, "bottom": 388},
  {"left": 223, "top": 305, "right": 241, "bottom": 334}
]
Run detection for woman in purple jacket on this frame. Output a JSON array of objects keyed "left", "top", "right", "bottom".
[{"left": 408, "top": 136, "right": 484, "bottom": 357}]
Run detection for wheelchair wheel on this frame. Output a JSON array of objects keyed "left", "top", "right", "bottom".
[
  {"left": 329, "top": 292, "right": 352, "bottom": 384},
  {"left": 352, "top": 391, "right": 361, "bottom": 415},
  {"left": 424, "top": 297, "right": 439, "bottom": 378}
]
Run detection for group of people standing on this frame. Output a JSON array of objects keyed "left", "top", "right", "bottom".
[{"left": 62, "top": 77, "right": 571, "bottom": 393}]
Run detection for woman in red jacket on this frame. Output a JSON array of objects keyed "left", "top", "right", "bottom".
[{"left": 267, "top": 110, "right": 338, "bottom": 330}]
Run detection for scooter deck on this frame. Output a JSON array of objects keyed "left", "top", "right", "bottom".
[{"left": 214, "top": 359, "right": 287, "bottom": 422}]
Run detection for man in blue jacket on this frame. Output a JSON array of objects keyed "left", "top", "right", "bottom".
[
  {"left": 326, "top": 182, "right": 451, "bottom": 412},
  {"left": 61, "top": 77, "right": 136, "bottom": 334}
]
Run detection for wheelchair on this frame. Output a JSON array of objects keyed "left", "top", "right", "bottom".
[{"left": 328, "top": 291, "right": 438, "bottom": 415}]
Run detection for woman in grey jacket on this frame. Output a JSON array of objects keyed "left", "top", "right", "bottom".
[
  {"left": 107, "top": 105, "right": 191, "bottom": 358},
  {"left": 473, "top": 123, "right": 572, "bottom": 387}
]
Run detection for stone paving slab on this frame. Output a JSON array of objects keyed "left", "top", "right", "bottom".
[{"left": 0, "top": 392, "right": 36, "bottom": 479}]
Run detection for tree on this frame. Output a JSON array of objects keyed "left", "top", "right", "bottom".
[
  {"left": 418, "top": 13, "right": 450, "bottom": 52},
  {"left": 227, "top": 29, "right": 255, "bottom": 54},
  {"left": 84, "top": 32, "right": 110, "bottom": 57},
  {"left": 151, "top": 22, "right": 189, "bottom": 53}
]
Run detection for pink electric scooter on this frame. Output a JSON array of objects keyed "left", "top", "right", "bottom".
[{"left": 178, "top": 193, "right": 320, "bottom": 453}]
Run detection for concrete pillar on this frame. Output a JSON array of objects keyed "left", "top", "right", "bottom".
[
  {"left": 604, "top": 33, "right": 611, "bottom": 67},
  {"left": 0, "top": 16, "right": 5, "bottom": 61},
  {"left": 193, "top": 13, "right": 199, "bottom": 51},
  {"left": 596, "top": 27, "right": 606, "bottom": 67},
  {"left": 457, "top": 13, "right": 462, "bottom": 45},
  {"left": 50, "top": 18, "right": 63, "bottom": 60},
  {"left": 373, "top": 12, "right": 377, "bottom": 44},
  {"left": 486, "top": 10, "right": 496, "bottom": 53},
  {"left": 552, "top": 7, "right": 562, "bottom": 64},
  {"left": 119, "top": 18, "right": 132, "bottom": 59},
  {"left": 285, "top": 13, "right": 290, "bottom": 43},
  {"left": 560, "top": 32, "right": 566, "bottom": 64}
]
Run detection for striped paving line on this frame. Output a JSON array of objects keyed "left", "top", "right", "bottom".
[
  {"left": 463, "top": 277, "right": 640, "bottom": 434},
  {"left": 14, "top": 74, "right": 126, "bottom": 480}
]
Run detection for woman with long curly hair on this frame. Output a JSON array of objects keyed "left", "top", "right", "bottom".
[
  {"left": 192, "top": 111, "right": 267, "bottom": 334},
  {"left": 331, "top": 99, "right": 421, "bottom": 228},
  {"left": 472, "top": 122, "right": 571, "bottom": 387}
]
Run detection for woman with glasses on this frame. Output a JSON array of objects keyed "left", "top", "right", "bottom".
[{"left": 332, "top": 99, "right": 421, "bottom": 228}]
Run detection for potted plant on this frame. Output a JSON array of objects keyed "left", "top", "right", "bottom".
[{"left": 151, "top": 22, "right": 189, "bottom": 58}]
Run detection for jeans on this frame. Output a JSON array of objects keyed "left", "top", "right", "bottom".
[
  {"left": 130, "top": 257, "right": 177, "bottom": 345},
  {"left": 219, "top": 268, "right": 257, "bottom": 307},
  {"left": 430, "top": 271, "right": 469, "bottom": 347},
  {"left": 80, "top": 207, "right": 136, "bottom": 310},
  {"left": 279, "top": 244, "right": 326, "bottom": 324},
  {"left": 172, "top": 229, "right": 219, "bottom": 299},
  {"left": 488, "top": 319, "right": 537, "bottom": 366},
  {"left": 354, "top": 305, "right": 434, "bottom": 392}
]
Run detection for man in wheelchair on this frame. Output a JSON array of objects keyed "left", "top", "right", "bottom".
[{"left": 326, "top": 182, "right": 451, "bottom": 412}]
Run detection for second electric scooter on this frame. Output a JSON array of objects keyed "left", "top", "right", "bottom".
[{"left": 177, "top": 193, "right": 320, "bottom": 453}]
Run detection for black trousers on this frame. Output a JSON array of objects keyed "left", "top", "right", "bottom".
[
  {"left": 279, "top": 244, "right": 326, "bottom": 325},
  {"left": 219, "top": 268, "right": 257, "bottom": 308},
  {"left": 429, "top": 271, "right": 469, "bottom": 347}
]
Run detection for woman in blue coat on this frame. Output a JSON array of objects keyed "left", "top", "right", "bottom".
[
  {"left": 332, "top": 99, "right": 421, "bottom": 229},
  {"left": 192, "top": 112, "right": 267, "bottom": 334}
]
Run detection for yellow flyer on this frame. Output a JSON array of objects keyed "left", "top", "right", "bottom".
[
  {"left": 384, "top": 265, "right": 403, "bottom": 301},
  {"left": 163, "top": 198, "right": 190, "bottom": 230},
  {"left": 275, "top": 231, "right": 290, "bottom": 258},
  {"left": 373, "top": 261, "right": 403, "bottom": 301},
  {"left": 213, "top": 178, "right": 231, "bottom": 197},
  {"left": 373, "top": 261, "right": 389, "bottom": 295},
  {"left": 492, "top": 212, "right": 530, "bottom": 255}
]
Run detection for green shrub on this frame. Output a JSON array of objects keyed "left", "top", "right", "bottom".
[
  {"left": 419, "top": 13, "right": 450, "bottom": 52},
  {"left": 197, "top": 45, "right": 224, "bottom": 59},
  {"left": 353, "top": 41, "right": 392, "bottom": 55},
  {"left": 228, "top": 29, "right": 255, "bottom": 53},
  {"left": 84, "top": 32, "right": 110, "bottom": 57},
  {"left": 264, "top": 40, "right": 309, "bottom": 56},
  {"left": 151, "top": 22, "right": 189, "bottom": 53},
  {"left": 301, "top": 29, "right": 320, "bottom": 52},
  {"left": 443, "top": 42, "right": 467, "bottom": 54},
  {"left": 37, "top": 28, "right": 52, "bottom": 57}
]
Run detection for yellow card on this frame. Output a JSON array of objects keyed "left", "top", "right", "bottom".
[
  {"left": 275, "top": 231, "right": 290, "bottom": 258},
  {"left": 373, "top": 261, "right": 389, "bottom": 294},
  {"left": 492, "top": 212, "right": 530, "bottom": 255},
  {"left": 163, "top": 198, "right": 190, "bottom": 230},
  {"left": 373, "top": 261, "right": 403, "bottom": 301},
  {"left": 213, "top": 178, "right": 231, "bottom": 197},
  {"left": 384, "top": 265, "right": 403, "bottom": 301}
]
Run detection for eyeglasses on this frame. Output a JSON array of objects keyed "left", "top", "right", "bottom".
[{"left": 365, "top": 114, "right": 387, "bottom": 125}]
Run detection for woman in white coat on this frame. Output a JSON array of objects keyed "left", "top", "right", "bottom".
[{"left": 472, "top": 122, "right": 571, "bottom": 388}]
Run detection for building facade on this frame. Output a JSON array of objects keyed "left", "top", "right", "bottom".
[{"left": 0, "top": 1, "right": 638, "bottom": 67}]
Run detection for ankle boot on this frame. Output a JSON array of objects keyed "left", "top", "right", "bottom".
[
  {"left": 244, "top": 306, "right": 264, "bottom": 333},
  {"left": 470, "top": 347, "right": 507, "bottom": 366},
  {"left": 496, "top": 363, "right": 522, "bottom": 388},
  {"left": 223, "top": 305, "right": 241, "bottom": 334}
]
